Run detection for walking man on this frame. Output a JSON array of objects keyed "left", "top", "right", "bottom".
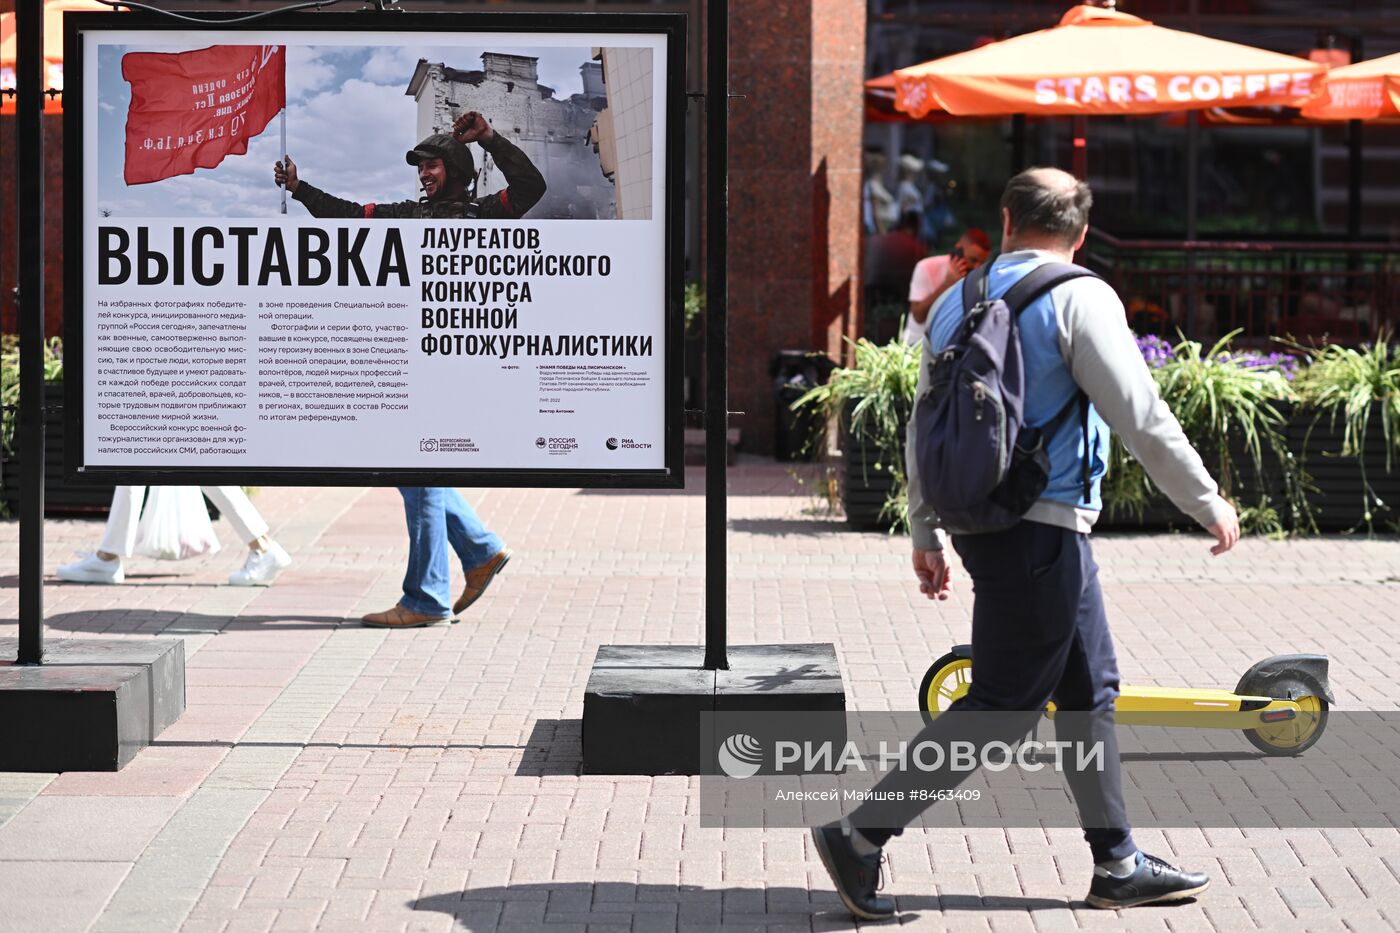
[
  {"left": 812, "top": 167, "right": 1241, "bottom": 919},
  {"left": 361, "top": 488, "right": 511, "bottom": 628}
]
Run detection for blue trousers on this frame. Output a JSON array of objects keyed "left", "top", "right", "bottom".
[
  {"left": 853, "top": 521, "right": 1136, "bottom": 863},
  {"left": 397, "top": 487, "right": 504, "bottom": 618}
]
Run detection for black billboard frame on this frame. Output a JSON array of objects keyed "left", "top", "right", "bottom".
[{"left": 62, "top": 10, "right": 688, "bottom": 490}]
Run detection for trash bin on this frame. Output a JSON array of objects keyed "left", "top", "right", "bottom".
[{"left": 770, "top": 350, "right": 837, "bottom": 462}]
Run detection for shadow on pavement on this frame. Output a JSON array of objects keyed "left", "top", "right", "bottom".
[
  {"left": 151, "top": 739, "right": 531, "bottom": 751},
  {"left": 33, "top": 609, "right": 351, "bottom": 634},
  {"left": 516, "top": 719, "right": 582, "bottom": 777},
  {"left": 3, "top": 574, "right": 217, "bottom": 588},
  {"left": 727, "top": 518, "right": 850, "bottom": 536},
  {"left": 413, "top": 884, "right": 1086, "bottom": 929},
  {"left": 573, "top": 462, "right": 825, "bottom": 498}
]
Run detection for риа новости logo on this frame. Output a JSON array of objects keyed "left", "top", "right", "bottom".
[{"left": 717, "top": 733, "right": 763, "bottom": 779}]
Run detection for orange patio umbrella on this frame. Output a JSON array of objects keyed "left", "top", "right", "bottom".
[
  {"left": 892, "top": 4, "right": 1325, "bottom": 120},
  {"left": 1, "top": 0, "right": 121, "bottom": 114},
  {"left": 865, "top": 74, "right": 983, "bottom": 124},
  {"left": 865, "top": 74, "right": 921, "bottom": 124},
  {"left": 1301, "top": 51, "right": 1400, "bottom": 121}
]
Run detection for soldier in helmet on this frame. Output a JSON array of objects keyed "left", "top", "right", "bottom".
[{"left": 273, "top": 110, "right": 546, "bottom": 220}]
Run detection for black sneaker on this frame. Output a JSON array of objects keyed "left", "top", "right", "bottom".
[
  {"left": 1085, "top": 852, "right": 1210, "bottom": 909},
  {"left": 810, "top": 824, "right": 896, "bottom": 921}
]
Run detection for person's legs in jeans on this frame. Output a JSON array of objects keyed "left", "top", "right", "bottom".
[
  {"left": 397, "top": 487, "right": 452, "bottom": 618},
  {"left": 1051, "top": 534, "right": 1135, "bottom": 863},
  {"left": 442, "top": 487, "right": 503, "bottom": 573},
  {"left": 849, "top": 522, "right": 1090, "bottom": 844}
]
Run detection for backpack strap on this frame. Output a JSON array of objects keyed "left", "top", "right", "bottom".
[
  {"left": 1004, "top": 261, "right": 1101, "bottom": 505},
  {"left": 1000, "top": 261, "right": 1099, "bottom": 317},
  {"left": 960, "top": 260, "right": 992, "bottom": 317}
]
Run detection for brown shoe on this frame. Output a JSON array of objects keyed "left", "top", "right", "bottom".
[
  {"left": 453, "top": 548, "right": 512, "bottom": 615},
  {"left": 361, "top": 605, "right": 452, "bottom": 628}
]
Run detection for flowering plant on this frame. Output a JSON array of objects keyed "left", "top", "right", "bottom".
[{"left": 1107, "top": 332, "right": 1306, "bottom": 534}]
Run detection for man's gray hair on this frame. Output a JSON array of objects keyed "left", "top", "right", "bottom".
[{"left": 1000, "top": 168, "right": 1093, "bottom": 244}]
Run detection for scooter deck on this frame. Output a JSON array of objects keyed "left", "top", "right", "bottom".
[{"left": 1111, "top": 686, "right": 1301, "bottom": 729}]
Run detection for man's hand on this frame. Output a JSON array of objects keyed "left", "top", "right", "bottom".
[
  {"left": 913, "top": 548, "right": 953, "bottom": 600},
  {"left": 273, "top": 156, "right": 299, "bottom": 193},
  {"left": 1208, "top": 500, "right": 1241, "bottom": 556},
  {"left": 453, "top": 111, "right": 495, "bottom": 146}
]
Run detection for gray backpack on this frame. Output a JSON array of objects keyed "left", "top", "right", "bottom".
[{"left": 912, "top": 261, "right": 1098, "bottom": 534}]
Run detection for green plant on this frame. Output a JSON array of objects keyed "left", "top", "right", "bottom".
[
  {"left": 1292, "top": 334, "right": 1400, "bottom": 531},
  {"left": 1, "top": 336, "right": 64, "bottom": 457},
  {"left": 793, "top": 337, "right": 920, "bottom": 532},
  {"left": 683, "top": 281, "right": 705, "bottom": 336},
  {"left": 1102, "top": 332, "right": 1307, "bottom": 534},
  {"left": 787, "top": 462, "right": 841, "bottom": 518}
]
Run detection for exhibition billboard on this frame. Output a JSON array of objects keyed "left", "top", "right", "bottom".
[{"left": 64, "top": 13, "right": 685, "bottom": 487}]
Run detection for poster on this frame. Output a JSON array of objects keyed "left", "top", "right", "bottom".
[{"left": 68, "top": 15, "right": 682, "bottom": 484}]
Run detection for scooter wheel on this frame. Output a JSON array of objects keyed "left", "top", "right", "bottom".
[
  {"left": 1245, "top": 687, "right": 1329, "bottom": 756},
  {"left": 918, "top": 651, "right": 972, "bottom": 726}
]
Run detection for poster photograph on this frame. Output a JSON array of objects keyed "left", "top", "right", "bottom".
[{"left": 66, "top": 14, "right": 683, "bottom": 485}]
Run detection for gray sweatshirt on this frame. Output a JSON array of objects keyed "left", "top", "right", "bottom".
[{"left": 906, "top": 249, "right": 1232, "bottom": 551}]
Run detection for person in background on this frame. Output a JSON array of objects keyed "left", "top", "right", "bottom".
[
  {"left": 902, "top": 228, "right": 993, "bottom": 345},
  {"left": 919, "top": 158, "right": 954, "bottom": 245},
  {"left": 862, "top": 148, "right": 896, "bottom": 234},
  {"left": 865, "top": 211, "right": 928, "bottom": 299},
  {"left": 895, "top": 154, "right": 927, "bottom": 233},
  {"left": 56, "top": 486, "right": 291, "bottom": 586}
]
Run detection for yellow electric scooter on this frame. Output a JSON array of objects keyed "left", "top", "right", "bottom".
[{"left": 918, "top": 647, "right": 1332, "bottom": 756}]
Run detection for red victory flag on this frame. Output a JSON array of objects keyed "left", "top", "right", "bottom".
[{"left": 122, "top": 44, "right": 285, "bottom": 186}]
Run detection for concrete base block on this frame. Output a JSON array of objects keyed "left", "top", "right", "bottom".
[
  {"left": 0, "top": 637, "right": 186, "bottom": 772},
  {"left": 582, "top": 643, "right": 845, "bottom": 775}
]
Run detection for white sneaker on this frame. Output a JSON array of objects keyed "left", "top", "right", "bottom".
[
  {"left": 228, "top": 541, "right": 292, "bottom": 586},
  {"left": 57, "top": 552, "right": 124, "bottom": 584}
]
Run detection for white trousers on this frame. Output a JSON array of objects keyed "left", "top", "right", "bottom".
[{"left": 99, "top": 486, "right": 269, "bottom": 558}]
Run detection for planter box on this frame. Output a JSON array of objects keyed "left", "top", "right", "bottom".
[
  {"left": 840, "top": 398, "right": 905, "bottom": 530},
  {"left": 1099, "top": 405, "right": 1398, "bottom": 533},
  {"left": 2, "top": 383, "right": 116, "bottom": 516},
  {"left": 1292, "top": 413, "right": 1400, "bottom": 531},
  {"left": 833, "top": 395, "right": 1400, "bottom": 535},
  {"left": 1099, "top": 426, "right": 1293, "bottom": 531}
]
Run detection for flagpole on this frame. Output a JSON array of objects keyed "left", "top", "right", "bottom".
[{"left": 280, "top": 108, "right": 287, "bottom": 214}]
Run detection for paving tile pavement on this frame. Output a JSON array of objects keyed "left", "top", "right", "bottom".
[{"left": 2, "top": 462, "right": 1399, "bottom": 932}]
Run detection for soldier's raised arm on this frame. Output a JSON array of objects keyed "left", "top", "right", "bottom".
[{"left": 455, "top": 111, "right": 547, "bottom": 219}]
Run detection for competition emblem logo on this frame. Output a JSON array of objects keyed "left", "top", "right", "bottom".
[
  {"left": 606, "top": 437, "right": 619, "bottom": 450},
  {"left": 535, "top": 437, "right": 547, "bottom": 449},
  {"left": 419, "top": 438, "right": 439, "bottom": 452},
  {"left": 717, "top": 733, "right": 764, "bottom": 779}
]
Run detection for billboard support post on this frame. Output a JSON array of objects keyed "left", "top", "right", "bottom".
[
  {"left": 15, "top": 0, "right": 46, "bottom": 666},
  {"left": 2, "top": 0, "right": 184, "bottom": 773},
  {"left": 702, "top": 0, "right": 728, "bottom": 673},
  {"left": 580, "top": 0, "right": 845, "bottom": 776}
]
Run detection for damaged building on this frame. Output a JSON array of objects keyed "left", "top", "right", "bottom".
[{"left": 407, "top": 51, "right": 646, "bottom": 220}]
